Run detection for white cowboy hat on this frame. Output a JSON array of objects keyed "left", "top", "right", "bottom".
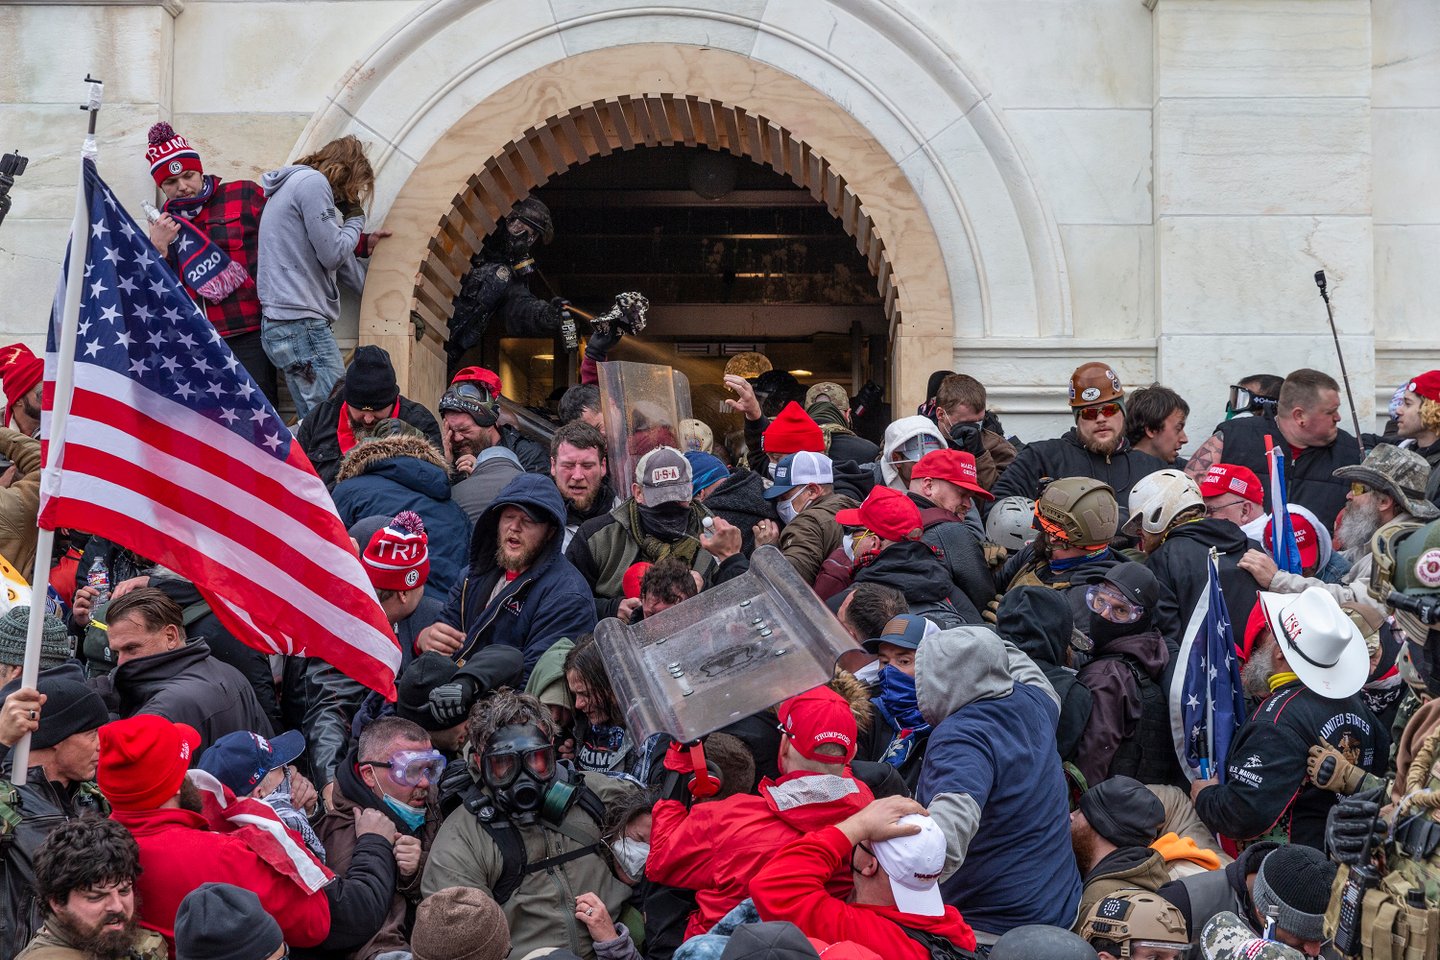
[{"left": 1256, "top": 587, "right": 1369, "bottom": 699}]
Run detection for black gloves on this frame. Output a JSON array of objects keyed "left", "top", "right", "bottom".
[
  {"left": 1325, "top": 786, "right": 1387, "bottom": 865},
  {"left": 428, "top": 676, "right": 479, "bottom": 726},
  {"left": 584, "top": 323, "right": 623, "bottom": 361},
  {"left": 948, "top": 421, "right": 985, "bottom": 457}
]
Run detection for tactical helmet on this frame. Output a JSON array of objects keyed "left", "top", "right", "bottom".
[
  {"left": 1069, "top": 362, "right": 1125, "bottom": 409},
  {"left": 1037, "top": 477, "right": 1119, "bottom": 548},
  {"left": 1122, "top": 469, "right": 1205, "bottom": 538},
  {"left": 1078, "top": 889, "right": 1189, "bottom": 956},
  {"left": 509, "top": 197, "right": 554, "bottom": 245},
  {"left": 986, "top": 496, "right": 1039, "bottom": 551},
  {"left": 1370, "top": 517, "right": 1440, "bottom": 641}
]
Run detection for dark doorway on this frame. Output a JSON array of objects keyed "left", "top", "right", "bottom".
[{"left": 483, "top": 144, "right": 887, "bottom": 450}]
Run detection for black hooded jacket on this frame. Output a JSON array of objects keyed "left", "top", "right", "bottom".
[
  {"left": 1146, "top": 518, "right": 1263, "bottom": 657},
  {"left": 991, "top": 429, "right": 1166, "bottom": 506},
  {"left": 995, "top": 587, "right": 1090, "bottom": 761},
  {"left": 700, "top": 468, "right": 775, "bottom": 555},
  {"left": 854, "top": 541, "right": 983, "bottom": 624},
  {"left": 1157, "top": 841, "right": 1278, "bottom": 938}
]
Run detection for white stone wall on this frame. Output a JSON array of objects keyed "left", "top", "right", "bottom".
[{"left": 0, "top": 0, "right": 1435, "bottom": 450}]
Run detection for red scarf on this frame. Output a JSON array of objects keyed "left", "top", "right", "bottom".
[{"left": 337, "top": 399, "right": 401, "bottom": 454}]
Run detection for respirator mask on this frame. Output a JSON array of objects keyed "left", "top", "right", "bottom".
[
  {"left": 481, "top": 724, "right": 583, "bottom": 824},
  {"left": 506, "top": 218, "right": 538, "bottom": 275}
]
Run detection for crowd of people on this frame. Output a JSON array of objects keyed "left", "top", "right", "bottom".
[{"left": 0, "top": 125, "right": 1438, "bottom": 960}]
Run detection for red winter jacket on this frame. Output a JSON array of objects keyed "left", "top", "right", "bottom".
[
  {"left": 648, "top": 770, "right": 875, "bottom": 938},
  {"left": 111, "top": 807, "right": 331, "bottom": 950},
  {"left": 751, "top": 825, "right": 977, "bottom": 960}
]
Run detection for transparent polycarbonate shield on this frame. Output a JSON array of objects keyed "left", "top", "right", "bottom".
[
  {"left": 594, "top": 546, "right": 861, "bottom": 743},
  {"left": 597, "top": 361, "right": 694, "bottom": 497},
  {"left": 497, "top": 396, "right": 556, "bottom": 451}
]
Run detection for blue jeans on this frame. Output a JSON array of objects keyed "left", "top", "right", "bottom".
[
  {"left": 674, "top": 899, "right": 759, "bottom": 960},
  {"left": 260, "top": 316, "right": 345, "bottom": 419}
]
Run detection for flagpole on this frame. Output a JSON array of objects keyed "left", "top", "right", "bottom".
[{"left": 11, "top": 76, "right": 102, "bottom": 785}]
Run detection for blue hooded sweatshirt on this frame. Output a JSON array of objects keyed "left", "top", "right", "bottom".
[
  {"left": 435, "top": 473, "right": 597, "bottom": 679},
  {"left": 914, "top": 625, "right": 1082, "bottom": 936}
]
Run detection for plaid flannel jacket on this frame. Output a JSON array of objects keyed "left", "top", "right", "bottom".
[{"left": 167, "top": 177, "right": 266, "bottom": 338}]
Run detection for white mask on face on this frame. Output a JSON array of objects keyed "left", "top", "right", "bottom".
[
  {"left": 611, "top": 837, "right": 650, "bottom": 879},
  {"left": 776, "top": 489, "right": 808, "bottom": 525}
]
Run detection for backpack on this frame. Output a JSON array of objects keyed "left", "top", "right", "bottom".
[
  {"left": 1091, "top": 653, "right": 1182, "bottom": 786},
  {"left": 461, "top": 772, "right": 610, "bottom": 905}
]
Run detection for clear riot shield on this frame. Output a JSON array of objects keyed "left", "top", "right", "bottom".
[
  {"left": 594, "top": 546, "right": 861, "bottom": 744},
  {"left": 596, "top": 361, "right": 694, "bottom": 496}
]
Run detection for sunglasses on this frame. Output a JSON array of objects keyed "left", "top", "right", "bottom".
[
  {"left": 1204, "top": 498, "right": 1247, "bottom": 517},
  {"left": 1350, "top": 482, "right": 1372, "bottom": 497},
  {"left": 1085, "top": 584, "right": 1144, "bottom": 624},
  {"left": 363, "top": 749, "right": 447, "bottom": 787},
  {"left": 482, "top": 744, "right": 555, "bottom": 788},
  {"left": 1077, "top": 403, "right": 1122, "bottom": 421}
]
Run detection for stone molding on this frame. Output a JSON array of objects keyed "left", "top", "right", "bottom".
[{"left": 9, "top": 0, "right": 185, "bottom": 16}]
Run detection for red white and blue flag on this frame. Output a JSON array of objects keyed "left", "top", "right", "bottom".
[
  {"left": 1264, "top": 436, "right": 1304, "bottom": 576},
  {"left": 40, "top": 160, "right": 401, "bottom": 698},
  {"left": 1170, "top": 550, "right": 1245, "bottom": 782}
]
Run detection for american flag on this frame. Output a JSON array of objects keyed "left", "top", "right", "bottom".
[
  {"left": 1169, "top": 550, "right": 1245, "bottom": 782},
  {"left": 1265, "top": 435, "right": 1303, "bottom": 575},
  {"left": 40, "top": 160, "right": 401, "bottom": 698}
]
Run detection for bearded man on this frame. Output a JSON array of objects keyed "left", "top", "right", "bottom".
[
  {"left": 1239, "top": 444, "right": 1438, "bottom": 618},
  {"left": 19, "top": 819, "right": 167, "bottom": 960},
  {"left": 550, "top": 421, "right": 614, "bottom": 550},
  {"left": 991, "top": 362, "right": 1167, "bottom": 506},
  {"left": 415, "top": 474, "right": 596, "bottom": 682}
]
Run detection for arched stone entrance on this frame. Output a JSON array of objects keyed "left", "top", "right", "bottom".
[
  {"left": 417, "top": 94, "right": 901, "bottom": 366},
  {"left": 291, "top": 1, "right": 1073, "bottom": 410}
]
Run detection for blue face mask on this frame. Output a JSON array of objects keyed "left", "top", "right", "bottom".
[
  {"left": 874, "top": 665, "right": 928, "bottom": 731},
  {"left": 382, "top": 793, "right": 427, "bottom": 831}
]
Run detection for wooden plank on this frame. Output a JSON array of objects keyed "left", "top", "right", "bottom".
[
  {"left": 577, "top": 104, "right": 614, "bottom": 157},
  {"left": 628, "top": 96, "right": 659, "bottom": 147},
  {"left": 650, "top": 94, "right": 677, "bottom": 145},
  {"left": 559, "top": 110, "right": 590, "bottom": 165},
  {"left": 536, "top": 122, "right": 572, "bottom": 172},
  {"left": 513, "top": 134, "right": 549, "bottom": 186},
  {"left": 609, "top": 98, "right": 638, "bottom": 151},
  {"left": 692, "top": 96, "right": 716, "bottom": 148},
  {"left": 720, "top": 102, "right": 741, "bottom": 155},
  {"left": 672, "top": 95, "right": 698, "bottom": 147}
]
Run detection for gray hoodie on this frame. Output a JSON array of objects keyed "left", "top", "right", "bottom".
[{"left": 257, "top": 165, "right": 368, "bottom": 323}]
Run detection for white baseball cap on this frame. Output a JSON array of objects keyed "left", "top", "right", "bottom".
[{"left": 872, "top": 814, "right": 948, "bottom": 917}]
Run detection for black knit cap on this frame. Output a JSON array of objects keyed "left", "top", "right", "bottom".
[
  {"left": 33, "top": 676, "right": 108, "bottom": 750},
  {"left": 1078, "top": 775, "right": 1165, "bottom": 847},
  {"left": 175, "top": 883, "right": 283, "bottom": 960},
  {"left": 1252, "top": 845, "right": 1336, "bottom": 941},
  {"left": 345, "top": 345, "right": 399, "bottom": 411},
  {"left": 396, "top": 652, "right": 460, "bottom": 731}
]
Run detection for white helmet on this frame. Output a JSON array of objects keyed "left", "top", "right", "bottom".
[
  {"left": 1123, "top": 469, "right": 1204, "bottom": 537},
  {"left": 986, "top": 496, "right": 1038, "bottom": 551}
]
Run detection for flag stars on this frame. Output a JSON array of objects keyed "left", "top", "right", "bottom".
[
  {"left": 262, "top": 433, "right": 282, "bottom": 452},
  {"left": 193, "top": 356, "right": 212, "bottom": 375},
  {"left": 218, "top": 408, "right": 239, "bottom": 425},
  {"left": 159, "top": 356, "right": 182, "bottom": 375},
  {"left": 146, "top": 330, "right": 165, "bottom": 350},
  {"left": 235, "top": 381, "right": 255, "bottom": 402},
  {"left": 98, "top": 305, "right": 121, "bottom": 324},
  {"left": 83, "top": 340, "right": 102, "bottom": 358},
  {"left": 133, "top": 248, "right": 153, "bottom": 270},
  {"left": 250, "top": 408, "right": 269, "bottom": 426},
  {"left": 88, "top": 278, "right": 108, "bottom": 300},
  {"left": 174, "top": 382, "right": 196, "bottom": 401},
  {"left": 1186, "top": 694, "right": 1200, "bottom": 710},
  {"left": 177, "top": 333, "right": 197, "bottom": 349},
  {"left": 148, "top": 278, "right": 168, "bottom": 298},
  {"left": 118, "top": 219, "right": 136, "bottom": 241},
  {"left": 115, "top": 331, "right": 135, "bottom": 349},
  {"left": 205, "top": 381, "right": 224, "bottom": 399},
  {"left": 102, "top": 246, "right": 122, "bottom": 265},
  {"left": 90, "top": 220, "right": 110, "bottom": 240},
  {"left": 162, "top": 306, "right": 183, "bottom": 324},
  {"left": 117, "top": 275, "right": 138, "bottom": 295},
  {"left": 129, "top": 358, "right": 150, "bottom": 377}
]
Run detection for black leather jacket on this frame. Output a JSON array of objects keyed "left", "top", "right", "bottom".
[{"left": 0, "top": 767, "right": 108, "bottom": 960}]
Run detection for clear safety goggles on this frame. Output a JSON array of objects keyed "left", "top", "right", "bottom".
[
  {"left": 363, "top": 749, "right": 447, "bottom": 787},
  {"left": 1085, "top": 584, "right": 1145, "bottom": 624}
]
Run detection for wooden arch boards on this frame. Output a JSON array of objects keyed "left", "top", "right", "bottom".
[{"left": 414, "top": 94, "right": 900, "bottom": 338}]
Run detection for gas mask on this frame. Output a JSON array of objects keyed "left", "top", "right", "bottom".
[
  {"left": 482, "top": 724, "right": 557, "bottom": 818},
  {"left": 506, "top": 218, "right": 538, "bottom": 275}
]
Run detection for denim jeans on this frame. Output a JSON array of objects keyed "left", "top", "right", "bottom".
[
  {"left": 260, "top": 316, "right": 345, "bottom": 419},
  {"left": 673, "top": 899, "right": 760, "bottom": 960}
]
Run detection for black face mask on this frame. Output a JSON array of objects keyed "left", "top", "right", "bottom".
[
  {"left": 1088, "top": 611, "right": 1150, "bottom": 646},
  {"left": 639, "top": 502, "right": 691, "bottom": 540},
  {"left": 481, "top": 724, "right": 556, "bottom": 817}
]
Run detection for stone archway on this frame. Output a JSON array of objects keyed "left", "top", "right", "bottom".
[
  {"left": 292, "top": 1, "right": 1074, "bottom": 409},
  {"left": 417, "top": 94, "right": 901, "bottom": 351}
]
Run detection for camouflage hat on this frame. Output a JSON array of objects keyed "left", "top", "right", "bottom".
[
  {"left": 805, "top": 382, "right": 851, "bottom": 414},
  {"left": 1201, "top": 912, "right": 1306, "bottom": 960},
  {"left": 1333, "top": 444, "right": 1440, "bottom": 520}
]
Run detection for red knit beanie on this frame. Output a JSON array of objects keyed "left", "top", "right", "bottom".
[
  {"left": 362, "top": 511, "right": 430, "bottom": 592},
  {"left": 146, "top": 122, "right": 204, "bottom": 186},
  {"left": 0, "top": 343, "right": 42, "bottom": 427},
  {"left": 763, "top": 402, "right": 824, "bottom": 455},
  {"left": 99, "top": 715, "right": 201, "bottom": 811}
]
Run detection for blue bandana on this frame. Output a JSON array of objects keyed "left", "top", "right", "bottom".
[{"left": 871, "top": 667, "right": 932, "bottom": 769}]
